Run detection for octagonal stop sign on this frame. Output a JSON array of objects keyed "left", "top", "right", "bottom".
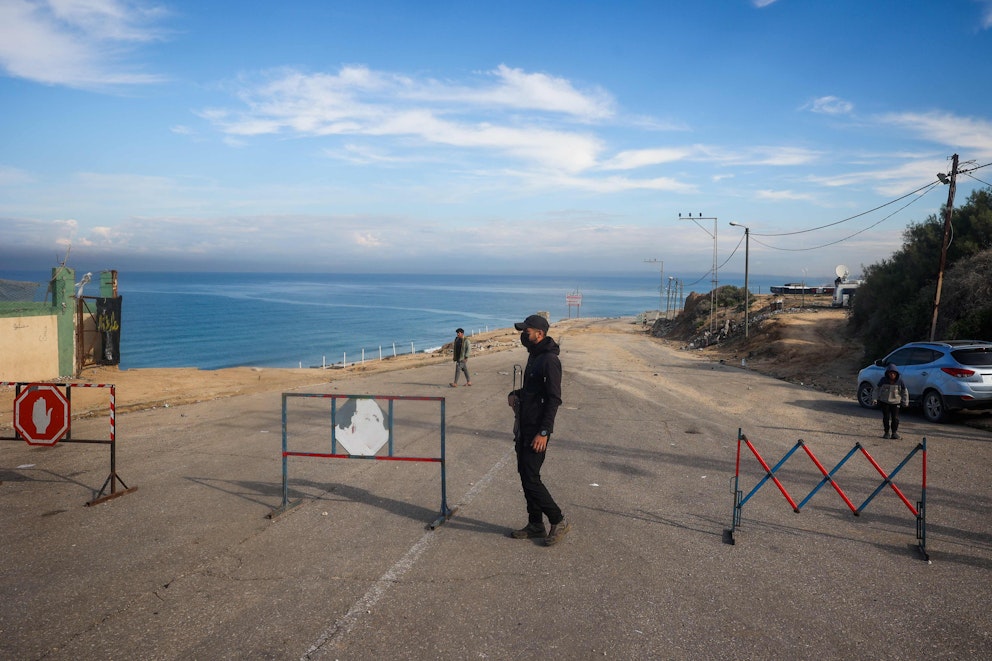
[{"left": 14, "top": 384, "right": 71, "bottom": 446}]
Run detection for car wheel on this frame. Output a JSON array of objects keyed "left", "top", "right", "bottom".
[
  {"left": 857, "top": 382, "right": 876, "bottom": 409},
  {"left": 922, "top": 389, "right": 945, "bottom": 423}
]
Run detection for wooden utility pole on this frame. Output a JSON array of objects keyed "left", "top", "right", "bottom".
[{"left": 929, "top": 153, "right": 958, "bottom": 341}]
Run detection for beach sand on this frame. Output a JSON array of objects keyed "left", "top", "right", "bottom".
[{"left": 0, "top": 325, "right": 524, "bottom": 423}]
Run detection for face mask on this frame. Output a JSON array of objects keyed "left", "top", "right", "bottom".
[{"left": 519, "top": 331, "right": 532, "bottom": 348}]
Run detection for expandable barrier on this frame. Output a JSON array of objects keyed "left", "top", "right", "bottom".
[
  {"left": 271, "top": 392, "right": 455, "bottom": 529},
  {"left": 727, "top": 429, "right": 928, "bottom": 561},
  {"left": 1, "top": 381, "right": 135, "bottom": 506}
]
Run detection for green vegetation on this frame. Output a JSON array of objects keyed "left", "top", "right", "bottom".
[{"left": 850, "top": 187, "right": 992, "bottom": 359}]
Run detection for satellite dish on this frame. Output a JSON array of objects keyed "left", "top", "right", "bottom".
[{"left": 835, "top": 264, "right": 849, "bottom": 279}]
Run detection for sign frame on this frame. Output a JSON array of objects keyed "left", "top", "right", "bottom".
[{"left": 14, "top": 384, "right": 71, "bottom": 446}]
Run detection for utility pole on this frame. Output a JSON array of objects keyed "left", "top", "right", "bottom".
[
  {"left": 929, "top": 153, "right": 959, "bottom": 341},
  {"left": 644, "top": 259, "right": 664, "bottom": 316},
  {"left": 678, "top": 213, "right": 719, "bottom": 333},
  {"left": 729, "top": 222, "right": 750, "bottom": 338}
]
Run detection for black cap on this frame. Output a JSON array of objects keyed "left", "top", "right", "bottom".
[
  {"left": 456, "top": 328, "right": 464, "bottom": 334},
  {"left": 514, "top": 314, "right": 549, "bottom": 333}
]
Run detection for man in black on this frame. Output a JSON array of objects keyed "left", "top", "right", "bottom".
[{"left": 507, "top": 314, "right": 570, "bottom": 546}]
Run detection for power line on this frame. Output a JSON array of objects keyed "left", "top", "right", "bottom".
[
  {"left": 752, "top": 181, "right": 942, "bottom": 252},
  {"left": 681, "top": 232, "right": 745, "bottom": 287},
  {"left": 673, "top": 160, "right": 992, "bottom": 286},
  {"left": 963, "top": 172, "right": 992, "bottom": 188},
  {"left": 753, "top": 178, "right": 943, "bottom": 238}
]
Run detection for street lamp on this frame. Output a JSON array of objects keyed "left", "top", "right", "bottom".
[
  {"left": 801, "top": 268, "right": 808, "bottom": 309},
  {"left": 644, "top": 259, "right": 664, "bottom": 316},
  {"left": 666, "top": 276, "right": 674, "bottom": 318},
  {"left": 729, "top": 222, "right": 750, "bottom": 338}
]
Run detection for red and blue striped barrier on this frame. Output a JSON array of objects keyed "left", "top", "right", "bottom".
[{"left": 726, "top": 429, "right": 927, "bottom": 561}]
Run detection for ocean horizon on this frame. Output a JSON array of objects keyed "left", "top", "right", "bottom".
[{"left": 2, "top": 270, "right": 835, "bottom": 370}]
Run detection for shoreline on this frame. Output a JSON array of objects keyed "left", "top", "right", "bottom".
[{"left": 0, "top": 321, "right": 538, "bottom": 419}]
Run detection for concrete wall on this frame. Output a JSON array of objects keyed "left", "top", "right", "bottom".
[
  {"left": 0, "top": 314, "right": 61, "bottom": 381},
  {"left": 1, "top": 268, "right": 121, "bottom": 381},
  {"left": 0, "top": 267, "right": 76, "bottom": 381}
]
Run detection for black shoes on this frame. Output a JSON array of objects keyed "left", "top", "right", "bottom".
[
  {"left": 544, "top": 518, "right": 571, "bottom": 546},
  {"left": 511, "top": 519, "right": 572, "bottom": 545},
  {"left": 510, "top": 523, "right": 546, "bottom": 539}
]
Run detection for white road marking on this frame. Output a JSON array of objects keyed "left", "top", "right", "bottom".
[{"left": 301, "top": 447, "right": 515, "bottom": 659}]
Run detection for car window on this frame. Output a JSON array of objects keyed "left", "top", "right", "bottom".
[
  {"left": 884, "top": 348, "right": 916, "bottom": 366},
  {"left": 952, "top": 348, "right": 992, "bottom": 367},
  {"left": 909, "top": 348, "right": 941, "bottom": 365}
]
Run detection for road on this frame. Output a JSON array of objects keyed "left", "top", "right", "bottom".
[{"left": 1, "top": 318, "right": 989, "bottom": 659}]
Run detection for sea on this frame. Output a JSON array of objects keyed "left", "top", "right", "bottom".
[{"left": 0, "top": 270, "right": 823, "bottom": 370}]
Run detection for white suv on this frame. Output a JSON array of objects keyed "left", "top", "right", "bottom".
[{"left": 856, "top": 340, "right": 992, "bottom": 422}]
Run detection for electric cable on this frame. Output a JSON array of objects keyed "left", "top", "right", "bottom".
[
  {"left": 751, "top": 181, "right": 941, "bottom": 252},
  {"left": 753, "top": 179, "right": 942, "bottom": 237}
]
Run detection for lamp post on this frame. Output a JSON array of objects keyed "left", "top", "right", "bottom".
[
  {"left": 678, "top": 213, "right": 718, "bottom": 333},
  {"left": 666, "top": 276, "right": 674, "bottom": 318},
  {"left": 729, "top": 222, "right": 750, "bottom": 338},
  {"left": 644, "top": 259, "right": 664, "bottom": 316}
]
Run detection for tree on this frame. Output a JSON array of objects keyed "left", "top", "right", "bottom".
[{"left": 851, "top": 187, "right": 992, "bottom": 359}]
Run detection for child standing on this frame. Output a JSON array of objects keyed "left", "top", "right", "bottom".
[{"left": 873, "top": 364, "right": 909, "bottom": 439}]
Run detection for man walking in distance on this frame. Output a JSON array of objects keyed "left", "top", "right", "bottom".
[
  {"left": 507, "top": 314, "right": 570, "bottom": 546},
  {"left": 450, "top": 328, "right": 471, "bottom": 387}
]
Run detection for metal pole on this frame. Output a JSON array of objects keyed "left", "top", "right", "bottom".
[
  {"left": 930, "top": 153, "right": 959, "bottom": 341},
  {"left": 730, "top": 222, "right": 750, "bottom": 338},
  {"left": 743, "top": 228, "right": 749, "bottom": 338},
  {"left": 712, "top": 218, "right": 718, "bottom": 334},
  {"left": 678, "top": 214, "right": 718, "bottom": 332},
  {"left": 644, "top": 259, "right": 664, "bottom": 315}
]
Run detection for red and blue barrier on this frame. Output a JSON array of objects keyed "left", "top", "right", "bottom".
[
  {"left": 727, "top": 429, "right": 927, "bottom": 560},
  {"left": 271, "top": 392, "right": 454, "bottom": 529}
]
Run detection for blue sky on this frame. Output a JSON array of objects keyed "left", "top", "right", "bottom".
[{"left": 1, "top": 0, "right": 991, "bottom": 282}]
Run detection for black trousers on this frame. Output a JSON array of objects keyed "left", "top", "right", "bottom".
[
  {"left": 880, "top": 402, "right": 900, "bottom": 433},
  {"left": 516, "top": 439, "right": 563, "bottom": 526}
]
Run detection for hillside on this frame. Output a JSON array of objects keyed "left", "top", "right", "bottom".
[{"left": 652, "top": 293, "right": 866, "bottom": 398}]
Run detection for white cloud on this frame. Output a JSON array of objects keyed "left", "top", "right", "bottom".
[
  {"left": 878, "top": 111, "right": 992, "bottom": 157},
  {"left": 696, "top": 145, "right": 822, "bottom": 167},
  {"left": 979, "top": 0, "right": 992, "bottom": 29},
  {"left": 204, "top": 65, "right": 614, "bottom": 173},
  {"left": 352, "top": 231, "right": 384, "bottom": 248},
  {"left": 808, "top": 96, "right": 854, "bottom": 115},
  {"left": 755, "top": 189, "right": 816, "bottom": 202},
  {"left": 807, "top": 157, "right": 951, "bottom": 196},
  {"left": 0, "top": 0, "right": 167, "bottom": 88},
  {"left": 551, "top": 172, "right": 697, "bottom": 194},
  {"left": 0, "top": 165, "right": 35, "bottom": 185},
  {"left": 443, "top": 65, "right": 615, "bottom": 121},
  {"left": 600, "top": 147, "right": 692, "bottom": 171}
]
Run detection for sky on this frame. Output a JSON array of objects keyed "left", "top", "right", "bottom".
[{"left": 2, "top": 0, "right": 992, "bottom": 282}]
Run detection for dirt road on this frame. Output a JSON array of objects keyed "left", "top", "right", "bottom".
[{"left": 2, "top": 318, "right": 989, "bottom": 659}]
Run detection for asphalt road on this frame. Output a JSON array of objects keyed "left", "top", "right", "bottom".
[{"left": 2, "top": 318, "right": 989, "bottom": 660}]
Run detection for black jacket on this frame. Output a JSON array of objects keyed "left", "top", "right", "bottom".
[{"left": 511, "top": 335, "right": 563, "bottom": 437}]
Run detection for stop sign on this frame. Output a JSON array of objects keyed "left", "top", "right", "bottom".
[{"left": 14, "top": 384, "right": 71, "bottom": 446}]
